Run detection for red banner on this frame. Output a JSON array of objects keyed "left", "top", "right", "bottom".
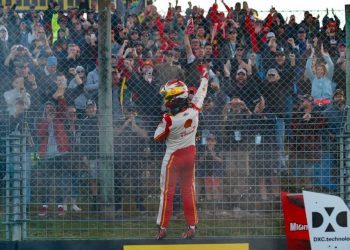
[
  {"left": 185, "top": 18, "right": 195, "bottom": 35},
  {"left": 281, "top": 192, "right": 311, "bottom": 250}
]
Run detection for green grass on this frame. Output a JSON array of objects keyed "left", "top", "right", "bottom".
[{"left": 1, "top": 212, "right": 284, "bottom": 240}]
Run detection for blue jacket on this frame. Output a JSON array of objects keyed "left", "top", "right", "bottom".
[{"left": 306, "top": 54, "right": 334, "bottom": 100}]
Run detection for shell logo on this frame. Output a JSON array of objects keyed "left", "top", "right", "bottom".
[{"left": 184, "top": 119, "right": 193, "bottom": 128}]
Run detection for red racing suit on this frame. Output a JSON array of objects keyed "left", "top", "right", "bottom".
[{"left": 154, "top": 77, "right": 208, "bottom": 229}]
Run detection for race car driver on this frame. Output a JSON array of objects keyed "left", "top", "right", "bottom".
[{"left": 154, "top": 65, "right": 209, "bottom": 240}]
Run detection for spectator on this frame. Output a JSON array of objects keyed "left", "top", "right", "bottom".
[
  {"left": 36, "top": 95, "right": 71, "bottom": 216},
  {"left": 4, "top": 77, "right": 31, "bottom": 116},
  {"left": 222, "top": 68, "right": 263, "bottom": 112},
  {"left": 30, "top": 25, "right": 52, "bottom": 59},
  {"left": 225, "top": 44, "right": 252, "bottom": 78},
  {"left": 39, "top": 72, "right": 67, "bottom": 112},
  {"left": 221, "top": 97, "right": 252, "bottom": 210},
  {"left": 10, "top": 62, "right": 39, "bottom": 109},
  {"left": 52, "top": 29, "right": 70, "bottom": 57},
  {"left": 154, "top": 50, "right": 185, "bottom": 85},
  {"left": 319, "top": 89, "right": 346, "bottom": 192},
  {"left": 129, "top": 60, "right": 162, "bottom": 120},
  {"left": 79, "top": 99, "right": 100, "bottom": 210},
  {"left": 197, "top": 133, "right": 226, "bottom": 215},
  {"left": 296, "top": 27, "right": 308, "bottom": 56},
  {"left": 64, "top": 105, "right": 82, "bottom": 212},
  {"left": 67, "top": 65, "right": 88, "bottom": 113},
  {"left": 114, "top": 106, "right": 149, "bottom": 212},
  {"left": 305, "top": 43, "right": 334, "bottom": 107},
  {"left": 80, "top": 29, "right": 98, "bottom": 72},
  {"left": 4, "top": 45, "right": 34, "bottom": 75},
  {"left": 249, "top": 110, "right": 281, "bottom": 203},
  {"left": 290, "top": 94, "right": 322, "bottom": 190},
  {"left": 220, "top": 28, "right": 239, "bottom": 61},
  {"left": 58, "top": 43, "right": 82, "bottom": 76},
  {"left": 334, "top": 41, "right": 346, "bottom": 91},
  {"left": 0, "top": 25, "right": 9, "bottom": 66},
  {"left": 260, "top": 68, "right": 289, "bottom": 169},
  {"left": 84, "top": 61, "right": 99, "bottom": 102}
]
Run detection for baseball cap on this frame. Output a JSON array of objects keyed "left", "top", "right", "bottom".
[
  {"left": 266, "top": 32, "right": 275, "bottom": 39},
  {"left": 207, "top": 133, "right": 216, "bottom": 140},
  {"left": 298, "top": 27, "right": 306, "bottom": 33},
  {"left": 75, "top": 65, "right": 85, "bottom": 72},
  {"left": 45, "top": 100, "right": 57, "bottom": 109},
  {"left": 86, "top": 100, "right": 96, "bottom": 107},
  {"left": 47, "top": 56, "right": 58, "bottom": 66},
  {"left": 275, "top": 47, "right": 285, "bottom": 56},
  {"left": 334, "top": 89, "right": 344, "bottom": 97},
  {"left": 267, "top": 68, "right": 279, "bottom": 76},
  {"left": 338, "top": 41, "right": 346, "bottom": 48},
  {"left": 236, "top": 68, "right": 247, "bottom": 75},
  {"left": 142, "top": 60, "right": 153, "bottom": 68}
]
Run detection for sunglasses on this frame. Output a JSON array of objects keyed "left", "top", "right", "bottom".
[
  {"left": 77, "top": 70, "right": 84, "bottom": 73},
  {"left": 268, "top": 74, "right": 276, "bottom": 77}
]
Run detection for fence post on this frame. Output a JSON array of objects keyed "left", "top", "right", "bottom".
[
  {"left": 98, "top": 0, "right": 115, "bottom": 215},
  {"left": 4, "top": 132, "right": 27, "bottom": 241},
  {"left": 344, "top": 5, "right": 350, "bottom": 207}
]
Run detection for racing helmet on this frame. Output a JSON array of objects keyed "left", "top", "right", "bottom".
[{"left": 160, "top": 80, "right": 189, "bottom": 109}]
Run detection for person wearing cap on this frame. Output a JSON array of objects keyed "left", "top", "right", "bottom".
[
  {"left": 306, "top": 43, "right": 334, "bottom": 109},
  {"left": 259, "top": 68, "right": 289, "bottom": 170},
  {"left": 291, "top": 91, "right": 340, "bottom": 193},
  {"left": 79, "top": 99, "right": 100, "bottom": 210},
  {"left": 220, "top": 27, "right": 239, "bottom": 60},
  {"left": 67, "top": 65, "right": 88, "bottom": 113},
  {"left": 197, "top": 133, "right": 226, "bottom": 215},
  {"left": 296, "top": 27, "right": 307, "bottom": 56},
  {"left": 321, "top": 89, "right": 344, "bottom": 191},
  {"left": 225, "top": 44, "right": 252, "bottom": 78},
  {"left": 36, "top": 89, "right": 71, "bottom": 216},
  {"left": 154, "top": 50, "right": 185, "bottom": 85},
  {"left": 323, "top": 89, "right": 345, "bottom": 137},
  {"left": 222, "top": 68, "right": 262, "bottom": 112},
  {"left": 129, "top": 60, "right": 162, "bottom": 119},
  {"left": 333, "top": 42, "right": 346, "bottom": 91}
]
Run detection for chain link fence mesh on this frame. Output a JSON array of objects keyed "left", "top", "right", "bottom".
[{"left": 0, "top": 3, "right": 347, "bottom": 239}]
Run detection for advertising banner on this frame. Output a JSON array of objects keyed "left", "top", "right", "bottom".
[
  {"left": 303, "top": 191, "right": 350, "bottom": 250},
  {"left": 281, "top": 192, "right": 311, "bottom": 250}
]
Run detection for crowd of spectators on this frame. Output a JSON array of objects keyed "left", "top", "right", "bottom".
[{"left": 0, "top": 0, "right": 347, "bottom": 215}]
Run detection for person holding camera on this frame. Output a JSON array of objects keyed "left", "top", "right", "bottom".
[
  {"left": 129, "top": 60, "right": 163, "bottom": 122},
  {"left": 114, "top": 106, "right": 149, "bottom": 212}
]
